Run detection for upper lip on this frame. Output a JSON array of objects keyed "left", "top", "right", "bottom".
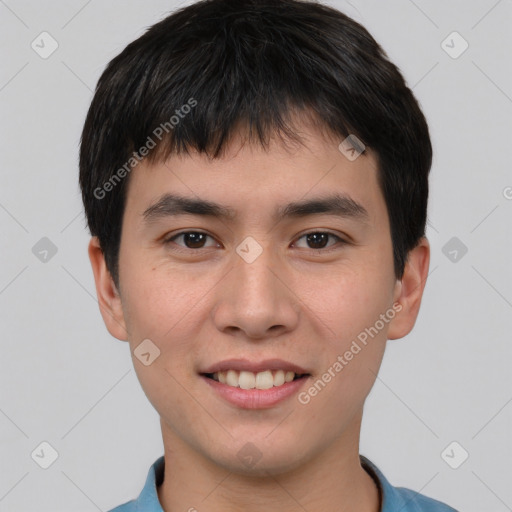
[{"left": 200, "top": 358, "right": 310, "bottom": 375}]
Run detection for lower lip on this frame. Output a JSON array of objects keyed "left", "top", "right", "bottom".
[{"left": 200, "top": 375, "right": 310, "bottom": 409}]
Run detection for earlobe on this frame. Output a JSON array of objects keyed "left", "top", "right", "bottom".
[
  {"left": 387, "top": 237, "right": 430, "bottom": 341},
  {"left": 88, "top": 237, "right": 129, "bottom": 341}
]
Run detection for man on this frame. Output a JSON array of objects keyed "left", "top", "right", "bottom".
[{"left": 80, "top": 1, "right": 458, "bottom": 510}]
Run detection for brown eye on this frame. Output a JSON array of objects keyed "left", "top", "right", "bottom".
[
  {"left": 294, "top": 232, "right": 345, "bottom": 250},
  {"left": 165, "top": 232, "right": 217, "bottom": 249}
]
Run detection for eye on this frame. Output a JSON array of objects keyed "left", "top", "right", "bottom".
[
  {"left": 293, "top": 231, "right": 346, "bottom": 251},
  {"left": 164, "top": 231, "right": 218, "bottom": 250},
  {"left": 163, "top": 230, "right": 347, "bottom": 252}
]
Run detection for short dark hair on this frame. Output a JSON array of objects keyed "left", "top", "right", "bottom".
[{"left": 79, "top": 0, "right": 432, "bottom": 289}]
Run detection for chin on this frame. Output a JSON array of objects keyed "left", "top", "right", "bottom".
[{"left": 207, "top": 438, "right": 312, "bottom": 477}]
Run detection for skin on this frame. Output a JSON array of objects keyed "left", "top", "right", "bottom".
[{"left": 89, "top": 119, "right": 430, "bottom": 512}]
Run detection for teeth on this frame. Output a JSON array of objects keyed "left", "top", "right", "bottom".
[
  {"left": 226, "top": 370, "right": 239, "bottom": 387},
  {"left": 239, "top": 370, "right": 256, "bottom": 390},
  {"left": 274, "top": 370, "right": 285, "bottom": 386},
  {"left": 255, "top": 370, "right": 273, "bottom": 389},
  {"left": 211, "top": 369, "right": 300, "bottom": 389},
  {"left": 284, "top": 370, "right": 295, "bottom": 383}
]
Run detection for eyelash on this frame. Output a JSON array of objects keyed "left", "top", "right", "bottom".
[{"left": 163, "top": 230, "right": 348, "bottom": 253}]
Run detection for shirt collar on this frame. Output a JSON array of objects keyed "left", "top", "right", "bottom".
[
  {"left": 360, "top": 454, "right": 409, "bottom": 510},
  {"left": 135, "top": 454, "right": 408, "bottom": 512},
  {"left": 135, "top": 455, "right": 165, "bottom": 512}
]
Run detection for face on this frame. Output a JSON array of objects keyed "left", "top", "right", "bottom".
[{"left": 90, "top": 121, "right": 429, "bottom": 476}]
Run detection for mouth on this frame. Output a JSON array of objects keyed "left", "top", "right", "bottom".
[
  {"left": 201, "top": 370, "right": 310, "bottom": 390},
  {"left": 198, "top": 358, "right": 312, "bottom": 408}
]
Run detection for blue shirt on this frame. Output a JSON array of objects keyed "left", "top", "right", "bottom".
[{"left": 108, "top": 454, "right": 458, "bottom": 511}]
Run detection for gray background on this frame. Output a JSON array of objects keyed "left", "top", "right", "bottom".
[{"left": 1, "top": 0, "right": 511, "bottom": 510}]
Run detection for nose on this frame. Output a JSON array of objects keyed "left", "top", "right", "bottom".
[{"left": 211, "top": 243, "right": 300, "bottom": 340}]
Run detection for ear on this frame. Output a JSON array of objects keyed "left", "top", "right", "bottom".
[
  {"left": 387, "top": 237, "right": 430, "bottom": 340},
  {"left": 88, "top": 236, "right": 129, "bottom": 341}
]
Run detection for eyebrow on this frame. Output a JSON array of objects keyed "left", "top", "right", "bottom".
[{"left": 142, "top": 192, "right": 370, "bottom": 225}]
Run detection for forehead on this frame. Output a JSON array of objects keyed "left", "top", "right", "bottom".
[{"left": 123, "top": 123, "right": 386, "bottom": 230}]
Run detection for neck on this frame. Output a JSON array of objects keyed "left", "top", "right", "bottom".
[{"left": 156, "top": 413, "right": 381, "bottom": 512}]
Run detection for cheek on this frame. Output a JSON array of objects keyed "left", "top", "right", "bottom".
[
  {"left": 300, "top": 265, "right": 391, "bottom": 398},
  {"left": 304, "top": 262, "right": 392, "bottom": 339},
  {"left": 119, "top": 259, "right": 210, "bottom": 391},
  {"left": 120, "top": 256, "right": 207, "bottom": 341}
]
